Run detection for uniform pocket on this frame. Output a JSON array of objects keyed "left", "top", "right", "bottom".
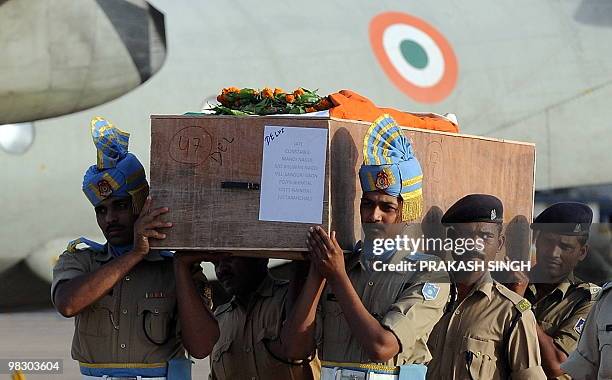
[
  {"left": 322, "top": 298, "right": 349, "bottom": 344},
  {"left": 210, "top": 338, "right": 233, "bottom": 379},
  {"left": 137, "top": 297, "right": 176, "bottom": 345},
  {"left": 598, "top": 330, "right": 612, "bottom": 378},
  {"left": 462, "top": 336, "right": 497, "bottom": 380},
  {"left": 77, "top": 295, "right": 114, "bottom": 337},
  {"left": 211, "top": 338, "right": 232, "bottom": 363},
  {"left": 256, "top": 329, "right": 290, "bottom": 368}
]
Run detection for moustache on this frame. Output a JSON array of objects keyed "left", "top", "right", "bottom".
[
  {"left": 363, "top": 224, "right": 386, "bottom": 233},
  {"left": 542, "top": 258, "right": 563, "bottom": 266},
  {"left": 106, "top": 224, "right": 125, "bottom": 233}
]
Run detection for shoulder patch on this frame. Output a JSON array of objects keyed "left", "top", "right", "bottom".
[
  {"left": 516, "top": 298, "right": 532, "bottom": 313},
  {"left": 574, "top": 317, "right": 586, "bottom": 335},
  {"left": 422, "top": 282, "right": 440, "bottom": 301}
]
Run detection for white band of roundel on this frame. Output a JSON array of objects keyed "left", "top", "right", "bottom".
[{"left": 382, "top": 24, "right": 445, "bottom": 88}]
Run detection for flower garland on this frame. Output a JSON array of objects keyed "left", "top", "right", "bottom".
[{"left": 212, "top": 87, "right": 333, "bottom": 115}]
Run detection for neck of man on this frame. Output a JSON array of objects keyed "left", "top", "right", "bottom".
[
  {"left": 533, "top": 274, "right": 567, "bottom": 301},
  {"left": 532, "top": 265, "right": 567, "bottom": 291},
  {"left": 234, "top": 270, "right": 268, "bottom": 308},
  {"left": 109, "top": 242, "right": 134, "bottom": 257},
  {"left": 533, "top": 283, "right": 557, "bottom": 302},
  {"left": 455, "top": 270, "right": 487, "bottom": 302}
]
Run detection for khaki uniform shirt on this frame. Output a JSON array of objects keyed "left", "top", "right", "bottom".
[
  {"left": 318, "top": 250, "right": 450, "bottom": 366},
  {"left": 427, "top": 272, "right": 546, "bottom": 380},
  {"left": 525, "top": 273, "right": 600, "bottom": 356},
  {"left": 210, "top": 274, "right": 320, "bottom": 380},
  {"left": 51, "top": 247, "right": 200, "bottom": 365},
  {"left": 561, "top": 282, "right": 612, "bottom": 380}
]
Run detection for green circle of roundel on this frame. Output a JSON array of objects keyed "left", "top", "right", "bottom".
[{"left": 400, "top": 39, "right": 428, "bottom": 69}]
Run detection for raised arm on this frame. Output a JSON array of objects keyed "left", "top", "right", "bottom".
[
  {"left": 308, "top": 226, "right": 400, "bottom": 362},
  {"left": 279, "top": 258, "right": 326, "bottom": 360},
  {"left": 55, "top": 250, "right": 146, "bottom": 317},
  {"left": 173, "top": 252, "right": 220, "bottom": 359},
  {"left": 53, "top": 197, "right": 171, "bottom": 317}
]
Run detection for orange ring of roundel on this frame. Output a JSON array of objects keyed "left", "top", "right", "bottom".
[{"left": 369, "top": 12, "right": 458, "bottom": 103}]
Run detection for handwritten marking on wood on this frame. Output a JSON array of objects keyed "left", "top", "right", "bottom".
[
  {"left": 169, "top": 126, "right": 213, "bottom": 165},
  {"left": 209, "top": 136, "right": 235, "bottom": 166},
  {"left": 427, "top": 139, "right": 443, "bottom": 183}
]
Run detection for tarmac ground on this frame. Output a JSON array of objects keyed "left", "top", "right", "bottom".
[{"left": 0, "top": 309, "right": 211, "bottom": 379}]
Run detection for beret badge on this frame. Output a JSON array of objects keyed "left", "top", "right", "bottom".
[
  {"left": 97, "top": 180, "right": 113, "bottom": 198},
  {"left": 375, "top": 168, "right": 392, "bottom": 190}
]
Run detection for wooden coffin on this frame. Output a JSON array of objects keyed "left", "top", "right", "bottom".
[{"left": 150, "top": 115, "right": 535, "bottom": 259}]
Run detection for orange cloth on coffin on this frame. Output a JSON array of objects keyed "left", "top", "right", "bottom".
[{"left": 328, "top": 90, "right": 459, "bottom": 133}]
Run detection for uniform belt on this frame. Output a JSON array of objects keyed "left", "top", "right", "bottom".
[
  {"left": 82, "top": 376, "right": 166, "bottom": 380},
  {"left": 79, "top": 362, "right": 167, "bottom": 378},
  {"left": 321, "top": 367, "right": 397, "bottom": 380},
  {"left": 321, "top": 361, "right": 427, "bottom": 380},
  {"left": 321, "top": 361, "right": 399, "bottom": 380}
]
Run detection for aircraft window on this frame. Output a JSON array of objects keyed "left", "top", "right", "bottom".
[{"left": 0, "top": 122, "right": 34, "bottom": 155}]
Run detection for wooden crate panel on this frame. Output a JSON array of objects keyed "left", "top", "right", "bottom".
[
  {"left": 150, "top": 115, "right": 535, "bottom": 259},
  {"left": 150, "top": 116, "right": 331, "bottom": 252}
]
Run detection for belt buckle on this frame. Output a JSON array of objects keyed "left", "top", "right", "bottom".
[{"left": 339, "top": 368, "right": 366, "bottom": 380}]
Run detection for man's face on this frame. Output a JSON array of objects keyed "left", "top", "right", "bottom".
[
  {"left": 360, "top": 191, "right": 403, "bottom": 240},
  {"left": 95, "top": 196, "right": 137, "bottom": 246},
  {"left": 448, "top": 222, "right": 504, "bottom": 264},
  {"left": 535, "top": 232, "right": 587, "bottom": 280},
  {"left": 214, "top": 256, "right": 267, "bottom": 297}
]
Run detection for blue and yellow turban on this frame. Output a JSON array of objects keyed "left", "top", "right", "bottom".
[
  {"left": 359, "top": 114, "right": 423, "bottom": 222},
  {"left": 82, "top": 117, "right": 149, "bottom": 214}
]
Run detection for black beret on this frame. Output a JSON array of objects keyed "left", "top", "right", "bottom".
[
  {"left": 441, "top": 194, "right": 504, "bottom": 225},
  {"left": 532, "top": 202, "right": 593, "bottom": 236}
]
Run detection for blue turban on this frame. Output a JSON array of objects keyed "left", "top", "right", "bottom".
[
  {"left": 358, "top": 114, "right": 423, "bottom": 222},
  {"left": 82, "top": 117, "right": 148, "bottom": 214}
]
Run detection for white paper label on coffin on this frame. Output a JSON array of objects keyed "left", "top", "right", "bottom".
[{"left": 259, "top": 125, "right": 328, "bottom": 224}]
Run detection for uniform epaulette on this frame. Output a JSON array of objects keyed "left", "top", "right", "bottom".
[
  {"left": 494, "top": 282, "right": 531, "bottom": 313},
  {"left": 65, "top": 246, "right": 89, "bottom": 254},
  {"left": 66, "top": 237, "right": 104, "bottom": 253},
  {"left": 515, "top": 298, "right": 532, "bottom": 313},
  {"left": 65, "top": 246, "right": 100, "bottom": 255},
  {"left": 214, "top": 302, "right": 233, "bottom": 317},
  {"left": 66, "top": 239, "right": 82, "bottom": 253},
  {"left": 575, "top": 282, "right": 602, "bottom": 301},
  {"left": 602, "top": 281, "right": 612, "bottom": 292}
]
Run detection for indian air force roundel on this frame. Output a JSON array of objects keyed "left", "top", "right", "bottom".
[{"left": 369, "top": 12, "right": 458, "bottom": 103}]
